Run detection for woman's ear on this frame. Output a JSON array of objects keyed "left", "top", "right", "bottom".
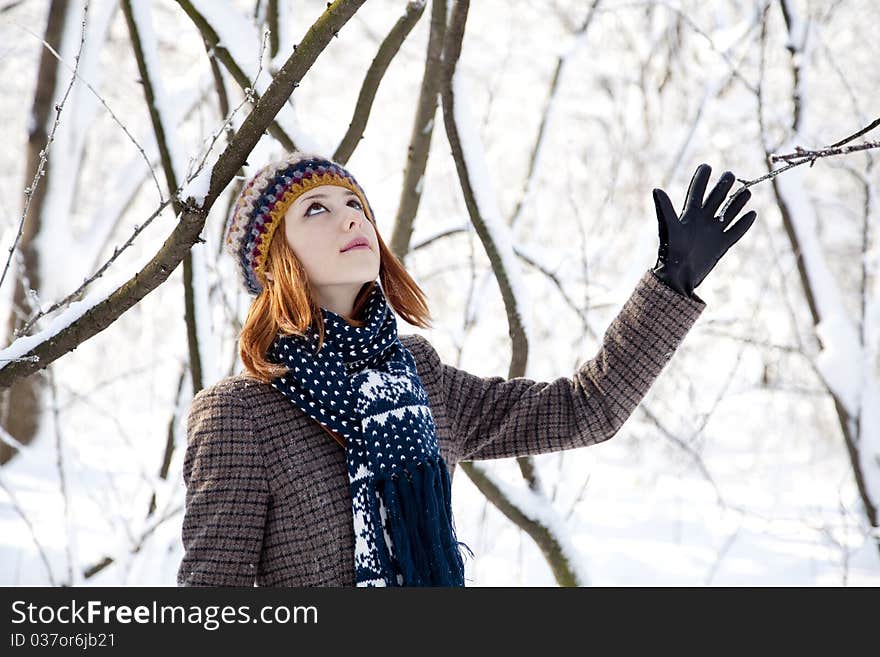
[{"left": 265, "top": 271, "right": 275, "bottom": 283}]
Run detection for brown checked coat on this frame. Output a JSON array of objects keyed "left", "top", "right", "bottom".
[{"left": 177, "top": 270, "right": 705, "bottom": 586}]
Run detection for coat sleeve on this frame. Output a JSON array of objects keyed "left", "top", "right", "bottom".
[
  {"left": 177, "top": 385, "right": 269, "bottom": 586},
  {"left": 423, "top": 269, "right": 706, "bottom": 464}
]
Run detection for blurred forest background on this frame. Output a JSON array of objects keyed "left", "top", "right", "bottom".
[{"left": 0, "top": 0, "right": 878, "bottom": 585}]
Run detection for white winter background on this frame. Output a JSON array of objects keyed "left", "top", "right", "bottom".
[{"left": 1, "top": 0, "right": 878, "bottom": 586}]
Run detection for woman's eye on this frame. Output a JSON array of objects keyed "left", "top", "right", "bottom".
[{"left": 305, "top": 199, "right": 361, "bottom": 217}]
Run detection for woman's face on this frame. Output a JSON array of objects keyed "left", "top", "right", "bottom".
[{"left": 281, "top": 184, "right": 381, "bottom": 314}]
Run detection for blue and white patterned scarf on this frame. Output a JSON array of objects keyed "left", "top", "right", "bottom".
[{"left": 267, "top": 283, "right": 473, "bottom": 586}]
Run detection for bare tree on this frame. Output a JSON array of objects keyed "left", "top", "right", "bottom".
[
  {"left": 0, "top": 0, "right": 72, "bottom": 464},
  {"left": 1, "top": 0, "right": 877, "bottom": 586},
  {"left": 755, "top": 0, "right": 878, "bottom": 550}
]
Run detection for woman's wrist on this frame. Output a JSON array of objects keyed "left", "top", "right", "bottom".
[{"left": 650, "top": 267, "right": 704, "bottom": 303}]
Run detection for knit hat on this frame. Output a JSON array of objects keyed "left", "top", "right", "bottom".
[{"left": 225, "top": 151, "right": 377, "bottom": 296}]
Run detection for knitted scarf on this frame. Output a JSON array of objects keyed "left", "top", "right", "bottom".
[{"left": 267, "top": 283, "right": 473, "bottom": 586}]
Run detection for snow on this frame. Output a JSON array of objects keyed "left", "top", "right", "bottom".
[
  {"left": 29, "top": 0, "right": 118, "bottom": 302},
  {"left": 177, "top": 167, "right": 212, "bottom": 207},
  {"left": 813, "top": 312, "right": 862, "bottom": 416},
  {"left": 772, "top": 151, "right": 880, "bottom": 511},
  {"left": 186, "top": 0, "right": 317, "bottom": 151},
  {"left": 0, "top": 282, "right": 113, "bottom": 372},
  {"left": 128, "top": 0, "right": 188, "bottom": 184},
  {"left": 781, "top": 0, "right": 808, "bottom": 51},
  {"left": 190, "top": 234, "right": 220, "bottom": 386},
  {"left": 486, "top": 467, "right": 592, "bottom": 585}
]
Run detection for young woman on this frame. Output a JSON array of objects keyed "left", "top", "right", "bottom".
[{"left": 177, "top": 151, "right": 756, "bottom": 587}]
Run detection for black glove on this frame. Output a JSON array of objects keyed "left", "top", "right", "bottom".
[{"left": 651, "top": 163, "right": 757, "bottom": 299}]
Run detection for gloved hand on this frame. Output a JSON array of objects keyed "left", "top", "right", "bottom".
[{"left": 651, "top": 163, "right": 757, "bottom": 299}]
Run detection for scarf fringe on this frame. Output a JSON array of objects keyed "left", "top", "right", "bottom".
[
  {"left": 377, "top": 455, "right": 474, "bottom": 586},
  {"left": 364, "top": 480, "right": 398, "bottom": 585}
]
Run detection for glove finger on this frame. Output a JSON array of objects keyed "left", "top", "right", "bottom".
[
  {"left": 653, "top": 188, "right": 679, "bottom": 224},
  {"left": 704, "top": 170, "right": 735, "bottom": 217},
  {"left": 722, "top": 210, "right": 757, "bottom": 250},
  {"left": 684, "top": 163, "right": 711, "bottom": 214},
  {"left": 722, "top": 187, "right": 751, "bottom": 222},
  {"left": 653, "top": 189, "right": 670, "bottom": 260},
  {"left": 653, "top": 188, "right": 680, "bottom": 234}
]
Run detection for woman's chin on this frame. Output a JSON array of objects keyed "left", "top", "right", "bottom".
[{"left": 336, "top": 257, "right": 380, "bottom": 280}]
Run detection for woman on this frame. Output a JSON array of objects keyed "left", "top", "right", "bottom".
[{"left": 177, "top": 151, "right": 756, "bottom": 587}]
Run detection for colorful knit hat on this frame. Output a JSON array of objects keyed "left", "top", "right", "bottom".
[{"left": 225, "top": 151, "right": 377, "bottom": 296}]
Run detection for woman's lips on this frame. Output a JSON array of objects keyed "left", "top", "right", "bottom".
[{"left": 342, "top": 244, "right": 370, "bottom": 252}]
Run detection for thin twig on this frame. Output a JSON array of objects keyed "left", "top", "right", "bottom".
[
  {"left": 17, "top": 199, "right": 173, "bottom": 336},
  {"left": 719, "top": 137, "right": 880, "bottom": 217},
  {"left": 0, "top": 473, "right": 57, "bottom": 585},
  {"left": 0, "top": 2, "right": 92, "bottom": 294},
  {"left": 47, "top": 366, "right": 75, "bottom": 585},
  {"left": 18, "top": 23, "right": 262, "bottom": 338},
  {"left": 186, "top": 30, "right": 270, "bottom": 183},
  {"left": 770, "top": 139, "right": 880, "bottom": 164},
  {"left": 827, "top": 115, "right": 880, "bottom": 148}
]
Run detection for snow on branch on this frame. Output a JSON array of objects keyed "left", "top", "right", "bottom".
[{"left": 439, "top": 0, "right": 532, "bottom": 379}]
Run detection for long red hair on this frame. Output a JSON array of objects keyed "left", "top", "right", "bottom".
[{"left": 238, "top": 213, "right": 433, "bottom": 382}]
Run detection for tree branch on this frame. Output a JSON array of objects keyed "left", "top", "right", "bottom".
[
  {"left": 175, "top": 0, "right": 296, "bottom": 150},
  {"left": 0, "top": 0, "right": 370, "bottom": 388},
  {"left": 333, "top": 0, "right": 425, "bottom": 164},
  {"left": 122, "top": 0, "right": 206, "bottom": 393},
  {"left": 458, "top": 460, "right": 587, "bottom": 586},
  {"left": 389, "top": 0, "right": 446, "bottom": 260}
]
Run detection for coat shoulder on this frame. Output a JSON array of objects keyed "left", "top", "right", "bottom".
[
  {"left": 398, "top": 333, "right": 442, "bottom": 386},
  {"left": 193, "top": 373, "right": 283, "bottom": 409}
]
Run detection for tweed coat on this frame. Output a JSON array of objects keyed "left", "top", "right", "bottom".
[{"left": 177, "top": 270, "right": 705, "bottom": 586}]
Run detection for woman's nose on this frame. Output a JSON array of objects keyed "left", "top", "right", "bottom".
[{"left": 345, "top": 208, "right": 364, "bottom": 228}]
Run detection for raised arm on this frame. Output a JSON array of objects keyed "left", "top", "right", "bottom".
[
  {"left": 177, "top": 385, "right": 269, "bottom": 586},
  {"left": 413, "top": 269, "right": 705, "bottom": 464}
]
